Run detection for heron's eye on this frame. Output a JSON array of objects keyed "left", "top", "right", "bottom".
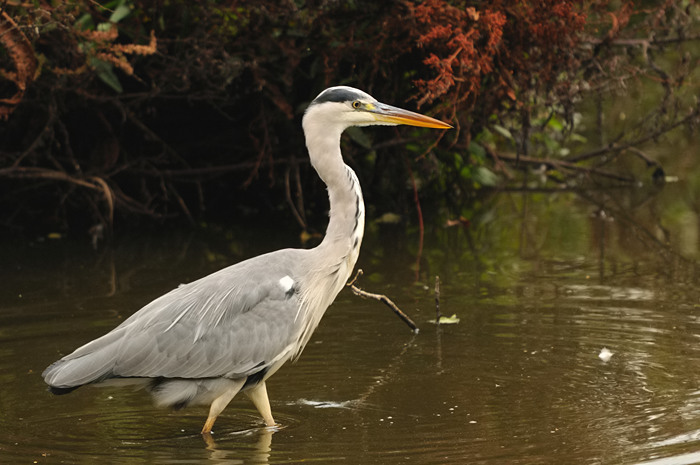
[{"left": 352, "top": 100, "right": 362, "bottom": 109}]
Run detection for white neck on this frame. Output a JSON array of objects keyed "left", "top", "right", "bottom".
[
  {"left": 303, "top": 117, "right": 365, "bottom": 264},
  {"left": 290, "top": 113, "right": 366, "bottom": 358}
]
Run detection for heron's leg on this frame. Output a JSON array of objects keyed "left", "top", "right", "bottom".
[
  {"left": 201, "top": 380, "right": 245, "bottom": 434},
  {"left": 245, "top": 381, "right": 275, "bottom": 426}
]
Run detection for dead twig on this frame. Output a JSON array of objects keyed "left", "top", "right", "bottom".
[
  {"left": 626, "top": 146, "right": 660, "bottom": 167},
  {"left": 89, "top": 175, "right": 114, "bottom": 227},
  {"left": 347, "top": 269, "right": 419, "bottom": 333},
  {"left": 564, "top": 105, "right": 700, "bottom": 164},
  {"left": 434, "top": 275, "right": 441, "bottom": 325},
  {"left": 284, "top": 162, "right": 307, "bottom": 230},
  {"left": 0, "top": 166, "right": 100, "bottom": 190},
  {"left": 166, "top": 180, "right": 195, "bottom": 225},
  {"left": 403, "top": 156, "right": 424, "bottom": 282},
  {"left": 132, "top": 158, "right": 306, "bottom": 180},
  {"left": 583, "top": 34, "right": 700, "bottom": 47},
  {"left": 490, "top": 151, "right": 636, "bottom": 183}
]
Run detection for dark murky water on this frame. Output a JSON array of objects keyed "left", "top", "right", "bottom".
[{"left": 2, "top": 186, "right": 700, "bottom": 464}]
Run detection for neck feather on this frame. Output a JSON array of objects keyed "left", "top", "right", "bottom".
[
  {"left": 290, "top": 114, "right": 366, "bottom": 357},
  {"left": 303, "top": 118, "right": 365, "bottom": 258}
]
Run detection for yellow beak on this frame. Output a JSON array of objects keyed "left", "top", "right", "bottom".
[{"left": 370, "top": 103, "right": 452, "bottom": 129}]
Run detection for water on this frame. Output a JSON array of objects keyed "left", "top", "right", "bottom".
[{"left": 1, "top": 186, "right": 699, "bottom": 464}]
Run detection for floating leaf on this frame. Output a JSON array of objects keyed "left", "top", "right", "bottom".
[{"left": 429, "top": 314, "right": 460, "bottom": 324}]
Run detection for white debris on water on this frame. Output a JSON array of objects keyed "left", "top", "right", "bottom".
[
  {"left": 598, "top": 347, "right": 613, "bottom": 362},
  {"left": 292, "top": 399, "right": 355, "bottom": 409}
]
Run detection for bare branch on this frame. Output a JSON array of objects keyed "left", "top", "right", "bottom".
[{"left": 348, "top": 269, "right": 419, "bottom": 333}]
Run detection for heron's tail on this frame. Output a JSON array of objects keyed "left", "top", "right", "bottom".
[
  {"left": 42, "top": 329, "right": 125, "bottom": 394},
  {"left": 42, "top": 355, "right": 115, "bottom": 394},
  {"left": 47, "top": 384, "right": 80, "bottom": 395}
]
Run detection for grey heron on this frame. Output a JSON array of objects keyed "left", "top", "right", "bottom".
[{"left": 43, "top": 86, "right": 451, "bottom": 434}]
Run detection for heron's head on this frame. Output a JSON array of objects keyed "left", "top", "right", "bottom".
[{"left": 303, "top": 86, "right": 452, "bottom": 132}]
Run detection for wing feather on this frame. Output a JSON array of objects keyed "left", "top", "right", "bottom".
[{"left": 43, "top": 248, "right": 309, "bottom": 388}]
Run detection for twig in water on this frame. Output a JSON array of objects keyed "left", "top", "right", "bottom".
[
  {"left": 435, "top": 276, "right": 441, "bottom": 325},
  {"left": 348, "top": 269, "right": 419, "bottom": 333},
  {"left": 402, "top": 156, "right": 424, "bottom": 282}
]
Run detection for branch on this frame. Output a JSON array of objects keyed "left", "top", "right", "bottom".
[
  {"left": 284, "top": 161, "right": 307, "bottom": 230},
  {"left": 583, "top": 34, "right": 700, "bottom": 47},
  {"left": 434, "top": 276, "right": 441, "bottom": 325},
  {"left": 0, "top": 166, "right": 100, "bottom": 190},
  {"left": 348, "top": 269, "right": 419, "bottom": 333},
  {"left": 565, "top": 105, "right": 700, "bottom": 164},
  {"left": 132, "top": 158, "right": 305, "bottom": 180},
  {"left": 488, "top": 150, "right": 636, "bottom": 183},
  {"left": 403, "top": 156, "right": 424, "bottom": 282}
]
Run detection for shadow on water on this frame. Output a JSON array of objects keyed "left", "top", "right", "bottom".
[{"left": 1, "top": 180, "right": 700, "bottom": 464}]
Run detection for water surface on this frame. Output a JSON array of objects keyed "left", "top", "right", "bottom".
[{"left": 1, "top": 186, "right": 699, "bottom": 464}]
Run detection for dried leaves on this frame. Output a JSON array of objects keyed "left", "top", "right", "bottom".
[
  {"left": 0, "top": 12, "right": 38, "bottom": 120},
  {"left": 409, "top": 0, "right": 589, "bottom": 113},
  {"left": 82, "top": 27, "right": 157, "bottom": 78},
  {"left": 411, "top": 0, "right": 507, "bottom": 108},
  {"left": 0, "top": 0, "right": 696, "bottom": 231}
]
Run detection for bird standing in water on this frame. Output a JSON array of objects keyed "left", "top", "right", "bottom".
[{"left": 43, "top": 86, "right": 451, "bottom": 434}]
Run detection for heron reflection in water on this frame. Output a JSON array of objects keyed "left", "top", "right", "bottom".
[{"left": 43, "top": 86, "right": 451, "bottom": 434}]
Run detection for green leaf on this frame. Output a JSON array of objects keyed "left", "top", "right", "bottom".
[
  {"left": 570, "top": 133, "right": 587, "bottom": 143},
  {"left": 96, "top": 22, "right": 113, "bottom": 32},
  {"left": 374, "top": 212, "right": 402, "bottom": 224},
  {"left": 75, "top": 13, "right": 94, "bottom": 30},
  {"left": 547, "top": 116, "right": 563, "bottom": 131},
  {"left": 473, "top": 166, "right": 499, "bottom": 186},
  {"left": 492, "top": 124, "right": 513, "bottom": 141},
  {"left": 468, "top": 141, "right": 486, "bottom": 160},
  {"left": 346, "top": 127, "right": 372, "bottom": 149},
  {"left": 475, "top": 128, "right": 495, "bottom": 144},
  {"left": 453, "top": 153, "right": 463, "bottom": 169},
  {"left": 110, "top": 0, "right": 132, "bottom": 23},
  {"left": 89, "top": 58, "right": 123, "bottom": 93}
]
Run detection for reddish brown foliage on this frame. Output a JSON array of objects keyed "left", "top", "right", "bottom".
[
  {"left": 409, "top": 0, "right": 589, "bottom": 114},
  {"left": 0, "top": 0, "right": 696, "bottom": 231},
  {"left": 0, "top": 11, "right": 37, "bottom": 120},
  {"left": 411, "top": 0, "right": 505, "bottom": 107}
]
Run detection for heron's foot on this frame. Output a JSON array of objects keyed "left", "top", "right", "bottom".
[
  {"left": 201, "top": 415, "right": 219, "bottom": 435},
  {"left": 263, "top": 417, "right": 277, "bottom": 427},
  {"left": 264, "top": 422, "right": 284, "bottom": 433},
  {"left": 201, "top": 431, "right": 216, "bottom": 448},
  {"left": 201, "top": 380, "right": 245, "bottom": 435},
  {"left": 262, "top": 417, "right": 280, "bottom": 428}
]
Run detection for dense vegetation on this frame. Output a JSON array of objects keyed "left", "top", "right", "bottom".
[{"left": 1, "top": 0, "right": 698, "bottom": 234}]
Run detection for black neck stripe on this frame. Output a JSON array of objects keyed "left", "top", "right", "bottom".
[{"left": 311, "top": 88, "right": 362, "bottom": 105}]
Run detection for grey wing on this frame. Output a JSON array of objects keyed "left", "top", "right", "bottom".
[{"left": 43, "top": 249, "right": 306, "bottom": 388}]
